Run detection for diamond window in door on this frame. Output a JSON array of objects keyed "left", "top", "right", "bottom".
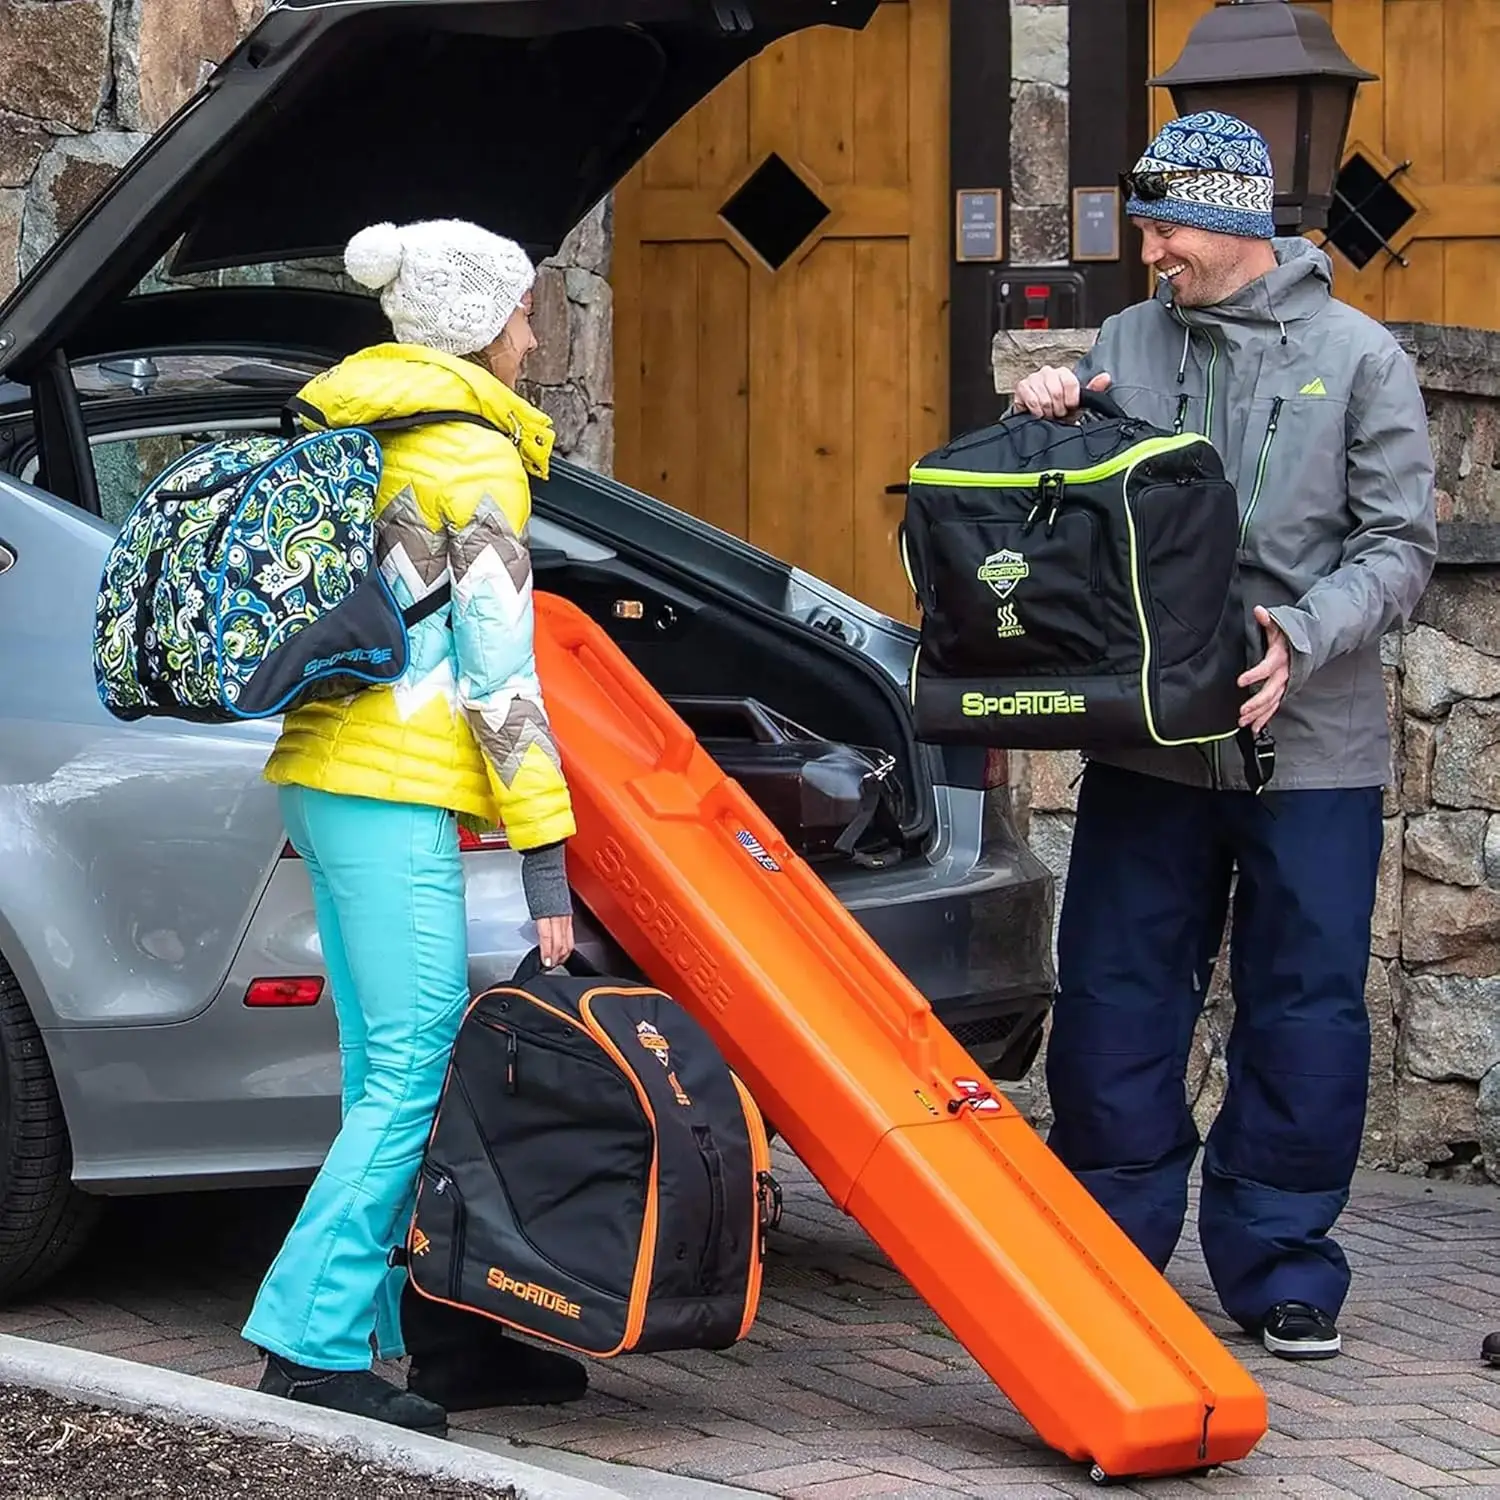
[
  {"left": 718, "top": 153, "right": 832, "bottom": 271},
  {"left": 1325, "top": 150, "right": 1420, "bottom": 271}
]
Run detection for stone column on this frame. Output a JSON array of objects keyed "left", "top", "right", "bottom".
[
  {"left": 518, "top": 200, "right": 615, "bottom": 476},
  {"left": 1008, "top": 0, "right": 1070, "bottom": 266}
]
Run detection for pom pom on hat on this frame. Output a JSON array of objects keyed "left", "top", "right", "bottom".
[
  {"left": 343, "top": 218, "right": 537, "bottom": 357},
  {"left": 345, "top": 223, "right": 405, "bottom": 290}
]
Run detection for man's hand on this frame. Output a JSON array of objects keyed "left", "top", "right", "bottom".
[
  {"left": 1239, "top": 605, "right": 1291, "bottom": 734},
  {"left": 1012, "top": 367, "right": 1112, "bottom": 420},
  {"left": 537, "top": 915, "right": 574, "bottom": 969}
]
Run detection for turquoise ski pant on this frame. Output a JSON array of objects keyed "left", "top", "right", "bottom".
[{"left": 242, "top": 786, "right": 470, "bottom": 1370}]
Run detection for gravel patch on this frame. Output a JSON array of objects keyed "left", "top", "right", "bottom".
[{"left": 0, "top": 1384, "right": 516, "bottom": 1499}]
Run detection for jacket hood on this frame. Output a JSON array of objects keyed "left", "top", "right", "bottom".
[
  {"left": 296, "top": 343, "right": 555, "bottom": 479},
  {"left": 1160, "top": 236, "right": 1333, "bottom": 332}
]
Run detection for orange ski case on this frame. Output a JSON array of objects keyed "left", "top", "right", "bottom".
[{"left": 534, "top": 592, "right": 1268, "bottom": 1482}]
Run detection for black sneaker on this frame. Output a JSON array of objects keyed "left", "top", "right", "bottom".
[
  {"left": 1261, "top": 1301, "right": 1341, "bottom": 1360},
  {"left": 1482, "top": 1331, "right": 1500, "bottom": 1366},
  {"left": 257, "top": 1353, "right": 448, "bottom": 1435}
]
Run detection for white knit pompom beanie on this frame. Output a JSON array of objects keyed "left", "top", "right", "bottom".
[{"left": 344, "top": 219, "right": 537, "bottom": 357}]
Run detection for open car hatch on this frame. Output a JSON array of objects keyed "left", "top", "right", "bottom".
[{"left": 0, "top": 0, "right": 877, "bottom": 380}]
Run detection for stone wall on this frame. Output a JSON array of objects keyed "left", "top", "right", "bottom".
[
  {"left": 1009, "top": 0, "right": 1070, "bottom": 266},
  {"left": 0, "top": 0, "right": 614, "bottom": 469},
  {"left": 0, "top": 0, "right": 222, "bottom": 297},
  {"left": 517, "top": 201, "right": 615, "bottom": 476},
  {"left": 993, "top": 322, "right": 1500, "bottom": 1184}
]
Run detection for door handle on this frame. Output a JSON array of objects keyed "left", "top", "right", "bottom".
[{"left": 0, "top": 540, "right": 13, "bottom": 575}]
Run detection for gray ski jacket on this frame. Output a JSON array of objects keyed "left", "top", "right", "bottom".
[{"left": 1072, "top": 237, "right": 1437, "bottom": 791}]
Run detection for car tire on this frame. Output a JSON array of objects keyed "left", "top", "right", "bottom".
[{"left": 0, "top": 959, "right": 102, "bottom": 1300}]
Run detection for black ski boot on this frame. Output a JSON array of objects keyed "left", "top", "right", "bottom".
[
  {"left": 401, "top": 1286, "right": 589, "bottom": 1413},
  {"left": 257, "top": 1351, "right": 448, "bottom": 1435}
]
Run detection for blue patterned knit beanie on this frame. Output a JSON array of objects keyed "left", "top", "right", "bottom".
[{"left": 1126, "top": 110, "right": 1276, "bottom": 239}]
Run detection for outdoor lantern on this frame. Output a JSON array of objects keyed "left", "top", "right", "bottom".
[{"left": 1148, "top": 0, "right": 1377, "bottom": 232}]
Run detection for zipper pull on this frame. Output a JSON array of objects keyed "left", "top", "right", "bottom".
[
  {"left": 1268, "top": 395, "right": 1284, "bottom": 435},
  {"left": 505, "top": 1029, "right": 518, "bottom": 1094},
  {"left": 1174, "top": 393, "right": 1189, "bottom": 434},
  {"left": 1045, "top": 473, "right": 1065, "bottom": 535},
  {"left": 1023, "top": 476, "right": 1047, "bottom": 534}
]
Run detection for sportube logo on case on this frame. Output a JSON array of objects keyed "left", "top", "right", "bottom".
[
  {"left": 978, "top": 550, "right": 1028, "bottom": 639},
  {"left": 486, "top": 1267, "right": 582, "bottom": 1320},
  {"left": 977, "top": 549, "right": 1028, "bottom": 600},
  {"left": 961, "top": 690, "right": 1087, "bottom": 718}
]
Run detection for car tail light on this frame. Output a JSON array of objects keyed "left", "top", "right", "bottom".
[
  {"left": 459, "top": 827, "right": 509, "bottom": 852},
  {"left": 245, "top": 976, "right": 324, "bottom": 1007},
  {"left": 281, "top": 829, "right": 509, "bottom": 857},
  {"left": 982, "top": 747, "right": 1009, "bottom": 790}
]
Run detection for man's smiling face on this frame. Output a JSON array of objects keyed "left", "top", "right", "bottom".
[{"left": 1133, "top": 216, "right": 1257, "bottom": 309}]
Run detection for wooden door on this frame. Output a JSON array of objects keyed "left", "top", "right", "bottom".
[
  {"left": 612, "top": 1, "right": 950, "bottom": 624},
  {"left": 1151, "top": 0, "right": 1500, "bottom": 329}
]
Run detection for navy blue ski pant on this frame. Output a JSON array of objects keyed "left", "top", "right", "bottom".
[{"left": 1045, "top": 761, "right": 1383, "bottom": 1330}]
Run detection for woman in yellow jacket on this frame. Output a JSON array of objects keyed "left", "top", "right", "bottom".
[{"left": 242, "top": 219, "right": 587, "bottom": 1435}]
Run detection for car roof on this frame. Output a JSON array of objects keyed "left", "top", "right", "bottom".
[{"left": 0, "top": 0, "right": 876, "bottom": 381}]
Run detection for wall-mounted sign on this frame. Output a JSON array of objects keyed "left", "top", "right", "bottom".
[
  {"left": 1072, "top": 187, "right": 1122, "bottom": 263},
  {"left": 955, "top": 189, "right": 1004, "bottom": 263}
]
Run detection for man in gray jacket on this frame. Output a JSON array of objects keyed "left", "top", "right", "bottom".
[{"left": 1013, "top": 110, "right": 1436, "bottom": 1360}]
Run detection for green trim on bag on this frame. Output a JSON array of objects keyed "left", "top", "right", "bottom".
[
  {"left": 908, "top": 432, "right": 1209, "bottom": 489},
  {"left": 1119, "top": 447, "right": 1238, "bottom": 749}
]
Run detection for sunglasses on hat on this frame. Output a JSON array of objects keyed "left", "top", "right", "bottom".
[
  {"left": 1119, "top": 169, "right": 1204, "bottom": 201},
  {"left": 1120, "top": 167, "right": 1261, "bottom": 202}
]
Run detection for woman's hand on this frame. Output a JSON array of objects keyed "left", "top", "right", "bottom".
[{"left": 537, "top": 915, "right": 575, "bottom": 969}]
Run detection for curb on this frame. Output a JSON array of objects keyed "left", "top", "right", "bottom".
[{"left": 0, "top": 1334, "right": 629, "bottom": 1500}]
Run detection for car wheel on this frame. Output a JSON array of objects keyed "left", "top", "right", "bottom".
[{"left": 0, "top": 959, "right": 102, "bottom": 1300}]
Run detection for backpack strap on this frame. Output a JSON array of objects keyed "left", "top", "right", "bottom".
[
  {"left": 401, "top": 584, "right": 452, "bottom": 630},
  {"left": 281, "top": 398, "right": 510, "bottom": 631},
  {"left": 1236, "top": 726, "right": 1276, "bottom": 795},
  {"left": 282, "top": 396, "right": 507, "bottom": 439}
]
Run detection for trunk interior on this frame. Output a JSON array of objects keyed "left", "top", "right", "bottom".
[{"left": 528, "top": 487, "right": 934, "bottom": 862}]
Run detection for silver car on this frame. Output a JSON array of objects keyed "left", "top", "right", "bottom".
[{"left": 0, "top": 0, "right": 1054, "bottom": 1297}]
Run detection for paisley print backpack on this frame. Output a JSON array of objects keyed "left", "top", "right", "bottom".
[{"left": 93, "top": 403, "right": 498, "bottom": 724}]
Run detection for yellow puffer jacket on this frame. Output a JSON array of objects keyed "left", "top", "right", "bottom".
[{"left": 263, "top": 343, "right": 577, "bottom": 852}]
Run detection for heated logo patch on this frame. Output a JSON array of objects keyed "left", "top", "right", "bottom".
[
  {"left": 735, "top": 829, "right": 781, "bottom": 872},
  {"left": 979, "top": 550, "right": 1029, "bottom": 639}
]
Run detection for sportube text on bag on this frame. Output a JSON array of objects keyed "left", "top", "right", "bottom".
[
  {"left": 900, "top": 390, "right": 1249, "bottom": 753},
  {"left": 406, "top": 950, "right": 781, "bottom": 1358}
]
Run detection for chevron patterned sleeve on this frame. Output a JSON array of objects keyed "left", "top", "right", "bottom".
[{"left": 445, "top": 488, "right": 577, "bottom": 851}]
